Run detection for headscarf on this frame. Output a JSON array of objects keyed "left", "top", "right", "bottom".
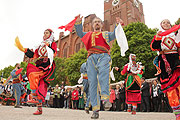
[
  {"left": 42, "top": 29, "right": 54, "bottom": 45},
  {"left": 127, "top": 54, "right": 142, "bottom": 74}
]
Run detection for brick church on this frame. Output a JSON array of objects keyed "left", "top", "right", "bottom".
[
  {"left": 24, "top": 0, "right": 144, "bottom": 62},
  {"left": 56, "top": 0, "right": 144, "bottom": 58}
]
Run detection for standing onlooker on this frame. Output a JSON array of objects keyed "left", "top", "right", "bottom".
[
  {"left": 151, "top": 80, "right": 161, "bottom": 112},
  {"left": 115, "top": 85, "right": 120, "bottom": 111},
  {"left": 119, "top": 83, "right": 126, "bottom": 111},
  {"left": 72, "top": 88, "right": 79, "bottom": 109},
  {"left": 64, "top": 89, "right": 68, "bottom": 108},
  {"left": 64, "top": 88, "right": 71, "bottom": 109},
  {"left": 109, "top": 85, "right": 115, "bottom": 111},
  {"left": 141, "top": 77, "right": 150, "bottom": 112},
  {"left": 60, "top": 85, "right": 65, "bottom": 108},
  {"left": 45, "top": 87, "right": 51, "bottom": 107},
  {"left": 0, "top": 81, "right": 5, "bottom": 95},
  {"left": 78, "top": 87, "right": 84, "bottom": 110},
  {"left": 5, "top": 81, "right": 13, "bottom": 96},
  {"left": 53, "top": 84, "right": 60, "bottom": 108}
]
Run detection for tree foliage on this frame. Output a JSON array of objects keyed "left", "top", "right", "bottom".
[
  {"left": 64, "top": 48, "right": 88, "bottom": 86},
  {"left": 51, "top": 48, "right": 88, "bottom": 86},
  {"left": 0, "top": 65, "right": 14, "bottom": 78},
  {"left": 111, "top": 22, "right": 157, "bottom": 82},
  {"left": 51, "top": 57, "right": 66, "bottom": 87},
  {"left": 175, "top": 18, "right": 180, "bottom": 25}
]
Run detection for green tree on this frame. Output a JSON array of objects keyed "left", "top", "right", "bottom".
[
  {"left": 64, "top": 48, "right": 88, "bottom": 86},
  {"left": 20, "top": 62, "right": 28, "bottom": 75},
  {"left": 0, "top": 65, "right": 15, "bottom": 78},
  {"left": 175, "top": 18, "right": 180, "bottom": 25},
  {"left": 51, "top": 57, "right": 66, "bottom": 87},
  {"left": 111, "top": 22, "right": 157, "bottom": 82}
]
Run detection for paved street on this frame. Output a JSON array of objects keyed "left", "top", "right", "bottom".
[{"left": 0, "top": 106, "right": 175, "bottom": 120}]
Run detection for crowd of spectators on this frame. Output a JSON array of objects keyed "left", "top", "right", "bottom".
[{"left": 0, "top": 78, "right": 173, "bottom": 113}]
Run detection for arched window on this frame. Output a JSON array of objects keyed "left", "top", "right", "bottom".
[{"left": 62, "top": 42, "right": 68, "bottom": 58}]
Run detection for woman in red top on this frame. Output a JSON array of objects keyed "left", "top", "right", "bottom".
[{"left": 72, "top": 87, "right": 79, "bottom": 109}]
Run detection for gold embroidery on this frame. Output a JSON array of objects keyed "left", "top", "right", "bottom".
[
  {"left": 92, "top": 105, "right": 100, "bottom": 111},
  {"left": 101, "top": 94, "right": 110, "bottom": 100},
  {"left": 75, "top": 21, "right": 82, "bottom": 25},
  {"left": 91, "top": 32, "right": 101, "bottom": 46},
  {"left": 102, "top": 31, "right": 110, "bottom": 46}
]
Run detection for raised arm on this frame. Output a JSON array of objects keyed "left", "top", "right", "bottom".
[
  {"left": 108, "top": 17, "right": 124, "bottom": 42},
  {"left": 74, "top": 14, "right": 87, "bottom": 38}
]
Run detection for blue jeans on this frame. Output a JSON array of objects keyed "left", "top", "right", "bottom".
[
  {"left": 83, "top": 79, "right": 90, "bottom": 108},
  {"left": 13, "top": 83, "right": 22, "bottom": 106},
  {"left": 87, "top": 53, "right": 111, "bottom": 111}
]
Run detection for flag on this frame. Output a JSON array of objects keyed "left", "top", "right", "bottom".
[
  {"left": 115, "top": 23, "right": 129, "bottom": 56},
  {"left": 58, "top": 17, "right": 77, "bottom": 32},
  {"left": 159, "top": 24, "right": 180, "bottom": 36}
]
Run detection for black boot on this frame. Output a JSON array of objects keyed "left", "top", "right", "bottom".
[
  {"left": 91, "top": 111, "right": 99, "bottom": 119},
  {"left": 85, "top": 108, "right": 89, "bottom": 114},
  {"left": 103, "top": 100, "right": 112, "bottom": 111}
]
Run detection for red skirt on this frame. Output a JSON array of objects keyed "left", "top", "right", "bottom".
[{"left": 126, "top": 90, "right": 141, "bottom": 104}]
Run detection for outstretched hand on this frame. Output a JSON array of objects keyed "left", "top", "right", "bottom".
[
  {"left": 114, "top": 67, "right": 119, "bottom": 71},
  {"left": 116, "top": 17, "right": 124, "bottom": 26},
  {"left": 75, "top": 14, "right": 83, "bottom": 23},
  {"left": 156, "top": 31, "right": 162, "bottom": 38}
]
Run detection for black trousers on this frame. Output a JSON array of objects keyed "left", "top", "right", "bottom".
[
  {"left": 152, "top": 96, "right": 159, "bottom": 112},
  {"left": 119, "top": 98, "right": 125, "bottom": 111},
  {"left": 53, "top": 95, "right": 60, "bottom": 108},
  {"left": 141, "top": 96, "right": 150, "bottom": 112},
  {"left": 73, "top": 100, "right": 78, "bottom": 109},
  {"left": 115, "top": 99, "right": 121, "bottom": 111}
]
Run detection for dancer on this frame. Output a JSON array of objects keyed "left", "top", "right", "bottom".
[
  {"left": 5, "top": 63, "right": 23, "bottom": 108},
  {"left": 80, "top": 62, "right": 90, "bottom": 114},
  {"left": 74, "top": 14, "right": 124, "bottom": 119},
  {"left": 114, "top": 54, "right": 144, "bottom": 115},
  {"left": 151, "top": 19, "right": 180, "bottom": 120},
  {"left": 15, "top": 29, "right": 57, "bottom": 115}
]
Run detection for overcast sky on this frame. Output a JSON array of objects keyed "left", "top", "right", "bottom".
[{"left": 0, "top": 0, "right": 180, "bottom": 70}]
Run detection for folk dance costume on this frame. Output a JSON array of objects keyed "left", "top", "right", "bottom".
[
  {"left": 8, "top": 67, "right": 23, "bottom": 108},
  {"left": 15, "top": 29, "right": 57, "bottom": 115},
  {"left": 59, "top": 15, "right": 126, "bottom": 119},
  {"left": 75, "top": 21, "right": 116, "bottom": 118},
  {"left": 118, "top": 54, "right": 143, "bottom": 114},
  {"left": 79, "top": 62, "right": 90, "bottom": 114},
  {"left": 151, "top": 20, "right": 180, "bottom": 119}
]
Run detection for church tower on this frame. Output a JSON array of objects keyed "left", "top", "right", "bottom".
[{"left": 104, "top": 0, "right": 145, "bottom": 31}]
